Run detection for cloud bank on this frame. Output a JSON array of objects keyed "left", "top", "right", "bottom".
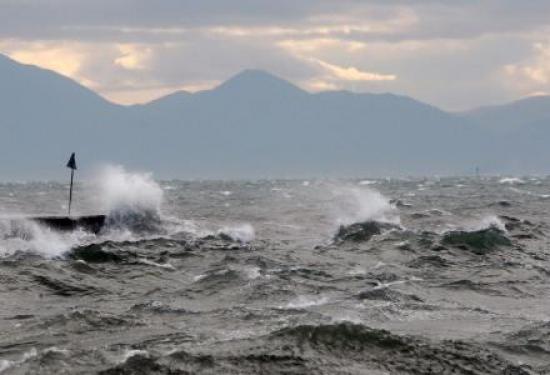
[{"left": 1, "top": 0, "right": 549, "bottom": 109}]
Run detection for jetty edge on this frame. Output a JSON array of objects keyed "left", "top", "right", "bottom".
[{"left": 30, "top": 215, "right": 106, "bottom": 234}]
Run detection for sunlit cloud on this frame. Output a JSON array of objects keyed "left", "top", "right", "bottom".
[
  {"left": 114, "top": 44, "right": 153, "bottom": 70},
  {"left": 305, "top": 7, "right": 418, "bottom": 36},
  {"left": 104, "top": 80, "right": 219, "bottom": 105},
  {"left": 2, "top": 1, "right": 550, "bottom": 109},
  {"left": 503, "top": 41, "right": 550, "bottom": 95},
  {"left": 5, "top": 42, "right": 85, "bottom": 77},
  {"left": 207, "top": 14, "right": 415, "bottom": 40},
  {"left": 278, "top": 38, "right": 365, "bottom": 53},
  {"left": 301, "top": 79, "right": 337, "bottom": 92},
  {"left": 312, "top": 58, "right": 396, "bottom": 82},
  {"left": 526, "top": 90, "right": 550, "bottom": 97}
]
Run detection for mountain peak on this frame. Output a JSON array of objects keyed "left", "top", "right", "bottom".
[{"left": 214, "top": 69, "right": 307, "bottom": 96}]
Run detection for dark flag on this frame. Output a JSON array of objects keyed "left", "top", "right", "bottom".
[
  {"left": 66, "top": 152, "right": 77, "bottom": 170},
  {"left": 66, "top": 152, "right": 77, "bottom": 215}
]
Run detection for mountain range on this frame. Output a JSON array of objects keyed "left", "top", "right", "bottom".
[{"left": 0, "top": 53, "right": 549, "bottom": 180}]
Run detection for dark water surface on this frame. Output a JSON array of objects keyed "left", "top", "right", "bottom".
[{"left": 1, "top": 173, "right": 550, "bottom": 374}]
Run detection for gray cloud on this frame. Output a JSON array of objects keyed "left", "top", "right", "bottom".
[
  {"left": 1, "top": 0, "right": 550, "bottom": 109},
  {"left": 1, "top": 1, "right": 549, "bottom": 41}
]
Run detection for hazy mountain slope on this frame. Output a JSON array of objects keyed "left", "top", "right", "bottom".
[
  {"left": 464, "top": 95, "right": 550, "bottom": 133},
  {"left": 137, "top": 70, "right": 484, "bottom": 177},
  {"left": 462, "top": 96, "right": 550, "bottom": 174},
  {"left": 0, "top": 55, "right": 156, "bottom": 179},
  {"left": 0, "top": 54, "right": 544, "bottom": 179}
]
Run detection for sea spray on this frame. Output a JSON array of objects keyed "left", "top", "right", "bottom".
[
  {"left": 96, "top": 165, "right": 164, "bottom": 233},
  {"left": 470, "top": 215, "right": 507, "bottom": 232},
  {"left": 0, "top": 218, "right": 93, "bottom": 258},
  {"left": 0, "top": 166, "right": 170, "bottom": 258},
  {"left": 442, "top": 214, "right": 508, "bottom": 235},
  {"left": 329, "top": 185, "right": 400, "bottom": 227},
  {"left": 217, "top": 223, "right": 256, "bottom": 243}
]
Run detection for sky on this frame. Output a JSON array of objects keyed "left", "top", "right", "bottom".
[{"left": 1, "top": 0, "right": 550, "bottom": 110}]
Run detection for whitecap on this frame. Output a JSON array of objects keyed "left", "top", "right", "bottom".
[
  {"left": 464, "top": 215, "right": 507, "bottom": 232},
  {"left": 243, "top": 266, "right": 261, "bottom": 279},
  {"left": 499, "top": 177, "right": 525, "bottom": 184},
  {"left": 138, "top": 258, "right": 175, "bottom": 270},
  {"left": 0, "top": 347, "right": 38, "bottom": 373},
  {"left": 330, "top": 186, "right": 400, "bottom": 226},
  {"left": 358, "top": 180, "right": 377, "bottom": 186},
  {"left": 118, "top": 349, "right": 149, "bottom": 364},
  {"left": 285, "top": 295, "right": 329, "bottom": 309},
  {"left": 217, "top": 223, "right": 255, "bottom": 243}
]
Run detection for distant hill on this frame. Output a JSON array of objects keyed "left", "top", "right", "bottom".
[
  {"left": 464, "top": 95, "right": 550, "bottom": 133},
  {"left": 0, "top": 54, "right": 127, "bottom": 178},
  {"left": 462, "top": 96, "right": 550, "bottom": 174},
  {"left": 0, "top": 54, "right": 548, "bottom": 180},
  {"left": 133, "top": 69, "right": 483, "bottom": 177}
]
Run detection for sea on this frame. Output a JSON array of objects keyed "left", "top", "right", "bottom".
[{"left": 0, "top": 166, "right": 549, "bottom": 374}]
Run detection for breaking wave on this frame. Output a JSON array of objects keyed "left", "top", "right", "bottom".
[
  {"left": 0, "top": 218, "right": 95, "bottom": 258},
  {"left": 331, "top": 186, "right": 400, "bottom": 226},
  {"left": 217, "top": 223, "right": 256, "bottom": 243},
  {"left": 0, "top": 166, "right": 177, "bottom": 258},
  {"left": 97, "top": 165, "right": 164, "bottom": 233}
]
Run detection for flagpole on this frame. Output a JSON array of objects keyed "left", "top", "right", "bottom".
[{"left": 68, "top": 168, "right": 74, "bottom": 216}]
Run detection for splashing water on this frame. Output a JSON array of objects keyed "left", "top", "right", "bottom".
[
  {"left": 217, "top": 223, "right": 256, "bottom": 243},
  {"left": 96, "top": 165, "right": 164, "bottom": 233},
  {"left": 0, "top": 165, "right": 170, "bottom": 258},
  {"left": 0, "top": 218, "right": 94, "bottom": 258},
  {"left": 499, "top": 177, "right": 525, "bottom": 185},
  {"left": 330, "top": 186, "right": 400, "bottom": 226},
  {"left": 468, "top": 215, "right": 507, "bottom": 232}
]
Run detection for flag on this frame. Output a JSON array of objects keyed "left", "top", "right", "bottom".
[{"left": 66, "top": 152, "right": 77, "bottom": 170}]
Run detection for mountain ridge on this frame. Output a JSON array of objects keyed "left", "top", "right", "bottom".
[{"left": 0, "top": 53, "right": 549, "bottom": 179}]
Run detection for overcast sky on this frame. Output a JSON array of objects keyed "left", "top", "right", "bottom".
[{"left": 1, "top": 0, "right": 549, "bottom": 110}]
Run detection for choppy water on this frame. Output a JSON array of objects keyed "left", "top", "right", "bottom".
[{"left": 1, "top": 170, "right": 550, "bottom": 374}]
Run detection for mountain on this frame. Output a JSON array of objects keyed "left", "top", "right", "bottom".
[
  {"left": 462, "top": 96, "right": 550, "bottom": 173},
  {"left": 0, "top": 53, "right": 547, "bottom": 179},
  {"left": 0, "top": 54, "right": 131, "bottom": 178},
  {"left": 134, "top": 70, "right": 483, "bottom": 177},
  {"left": 464, "top": 95, "right": 550, "bottom": 133}
]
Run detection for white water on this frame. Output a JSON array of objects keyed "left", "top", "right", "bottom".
[
  {"left": 0, "top": 165, "right": 170, "bottom": 258},
  {"left": 499, "top": 177, "right": 525, "bottom": 185},
  {"left": 285, "top": 295, "right": 329, "bottom": 309},
  {"left": 0, "top": 218, "right": 95, "bottom": 258},
  {"left": 329, "top": 185, "right": 400, "bottom": 226},
  {"left": 97, "top": 165, "right": 163, "bottom": 220},
  {"left": 468, "top": 215, "right": 507, "bottom": 232},
  {"left": 217, "top": 223, "right": 256, "bottom": 243}
]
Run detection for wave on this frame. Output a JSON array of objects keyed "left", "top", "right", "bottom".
[
  {"left": 357, "top": 286, "right": 423, "bottom": 303},
  {"left": 32, "top": 273, "right": 106, "bottom": 296},
  {"left": 270, "top": 323, "right": 407, "bottom": 349},
  {"left": 284, "top": 295, "right": 329, "bottom": 309},
  {"left": 501, "top": 321, "right": 550, "bottom": 355},
  {"left": 263, "top": 322, "right": 526, "bottom": 374},
  {"left": 441, "top": 226, "right": 512, "bottom": 254},
  {"left": 216, "top": 223, "right": 256, "bottom": 243},
  {"left": 327, "top": 185, "right": 400, "bottom": 227},
  {"left": 38, "top": 309, "right": 141, "bottom": 331},
  {"left": 130, "top": 300, "right": 193, "bottom": 315},
  {"left": 499, "top": 177, "right": 525, "bottom": 185},
  {"left": 0, "top": 166, "right": 208, "bottom": 258},
  {"left": 499, "top": 215, "right": 544, "bottom": 239},
  {"left": 334, "top": 220, "right": 401, "bottom": 243},
  {"left": 0, "top": 218, "right": 96, "bottom": 258}
]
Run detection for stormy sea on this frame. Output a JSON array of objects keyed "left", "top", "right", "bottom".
[{"left": 1, "top": 167, "right": 550, "bottom": 374}]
